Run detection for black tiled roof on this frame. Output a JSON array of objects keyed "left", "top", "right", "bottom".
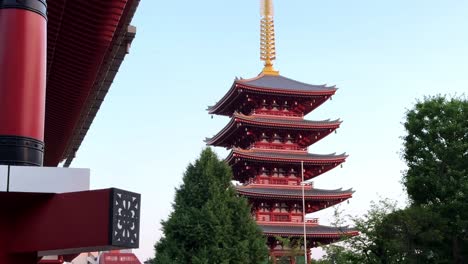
[
  {"left": 230, "top": 149, "right": 347, "bottom": 161},
  {"left": 238, "top": 75, "right": 336, "bottom": 92},
  {"left": 259, "top": 224, "right": 356, "bottom": 236},
  {"left": 205, "top": 113, "right": 340, "bottom": 146},
  {"left": 236, "top": 186, "right": 353, "bottom": 198},
  {"left": 235, "top": 113, "right": 340, "bottom": 126}
]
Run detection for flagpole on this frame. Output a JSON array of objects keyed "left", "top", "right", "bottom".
[{"left": 301, "top": 160, "right": 307, "bottom": 263}]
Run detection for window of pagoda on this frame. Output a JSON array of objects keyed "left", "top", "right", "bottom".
[
  {"left": 286, "top": 168, "right": 300, "bottom": 185},
  {"left": 258, "top": 202, "right": 270, "bottom": 212},
  {"left": 271, "top": 100, "right": 280, "bottom": 111},
  {"left": 251, "top": 166, "right": 301, "bottom": 185},
  {"left": 285, "top": 134, "right": 294, "bottom": 144},
  {"left": 270, "top": 202, "right": 290, "bottom": 222},
  {"left": 254, "top": 97, "right": 304, "bottom": 117},
  {"left": 289, "top": 168, "right": 297, "bottom": 178},
  {"left": 278, "top": 168, "right": 285, "bottom": 178},
  {"left": 272, "top": 168, "right": 279, "bottom": 177},
  {"left": 282, "top": 101, "right": 290, "bottom": 113},
  {"left": 261, "top": 99, "right": 268, "bottom": 110},
  {"left": 290, "top": 203, "right": 303, "bottom": 222},
  {"left": 272, "top": 133, "right": 282, "bottom": 143},
  {"left": 256, "top": 201, "right": 272, "bottom": 222}
]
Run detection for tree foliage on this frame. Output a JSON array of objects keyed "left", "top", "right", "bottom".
[
  {"left": 402, "top": 95, "right": 468, "bottom": 262},
  {"left": 153, "top": 148, "right": 268, "bottom": 264},
  {"left": 318, "top": 95, "right": 468, "bottom": 263},
  {"left": 318, "top": 200, "right": 400, "bottom": 264},
  {"left": 403, "top": 95, "right": 467, "bottom": 208},
  {"left": 319, "top": 201, "right": 449, "bottom": 263}
]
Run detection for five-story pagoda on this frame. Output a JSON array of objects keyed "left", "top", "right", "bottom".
[{"left": 207, "top": 0, "right": 357, "bottom": 263}]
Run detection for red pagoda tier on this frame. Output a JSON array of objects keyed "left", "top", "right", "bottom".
[
  {"left": 208, "top": 73, "right": 357, "bottom": 263},
  {"left": 206, "top": 112, "right": 341, "bottom": 150},
  {"left": 225, "top": 148, "right": 346, "bottom": 183},
  {"left": 208, "top": 75, "right": 336, "bottom": 117}
]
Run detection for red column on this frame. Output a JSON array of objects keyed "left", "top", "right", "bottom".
[{"left": 0, "top": 0, "right": 47, "bottom": 166}]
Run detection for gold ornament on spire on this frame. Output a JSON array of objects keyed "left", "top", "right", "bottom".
[{"left": 260, "top": 0, "right": 279, "bottom": 75}]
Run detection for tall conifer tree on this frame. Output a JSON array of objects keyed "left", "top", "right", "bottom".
[{"left": 153, "top": 148, "right": 268, "bottom": 264}]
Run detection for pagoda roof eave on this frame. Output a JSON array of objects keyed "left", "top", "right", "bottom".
[
  {"left": 208, "top": 74, "right": 337, "bottom": 116},
  {"left": 236, "top": 113, "right": 341, "bottom": 128},
  {"left": 207, "top": 82, "right": 238, "bottom": 115},
  {"left": 226, "top": 149, "right": 348, "bottom": 164},
  {"left": 237, "top": 73, "right": 338, "bottom": 93},
  {"left": 206, "top": 113, "right": 341, "bottom": 146},
  {"left": 259, "top": 223, "right": 358, "bottom": 238},
  {"left": 236, "top": 185, "right": 354, "bottom": 200},
  {"left": 236, "top": 82, "right": 337, "bottom": 96}
]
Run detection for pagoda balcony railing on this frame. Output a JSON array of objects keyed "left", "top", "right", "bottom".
[
  {"left": 252, "top": 142, "right": 307, "bottom": 152},
  {"left": 255, "top": 218, "right": 320, "bottom": 225},
  {"left": 272, "top": 214, "right": 290, "bottom": 222},
  {"left": 255, "top": 212, "right": 319, "bottom": 224},
  {"left": 249, "top": 176, "right": 312, "bottom": 187},
  {"left": 306, "top": 218, "right": 319, "bottom": 224},
  {"left": 269, "top": 178, "right": 289, "bottom": 185},
  {"left": 254, "top": 108, "right": 303, "bottom": 118}
]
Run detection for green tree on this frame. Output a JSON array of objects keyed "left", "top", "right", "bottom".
[
  {"left": 319, "top": 96, "right": 468, "bottom": 264},
  {"left": 153, "top": 148, "right": 268, "bottom": 264},
  {"left": 317, "top": 95, "right": 468, "bottom": 264},
  {"left": 318, "top": 202, "right": 453, "bottom": 264},
  {"left": 403, "top": 95, "right": 468, "bottom": 262},
  {"left": 318, "top": 200, "right": 401, "bottom": 264},
  {"left": 376, "top": 206, "right": 448, "bottom": 263}
]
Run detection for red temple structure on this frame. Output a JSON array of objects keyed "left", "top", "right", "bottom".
[
  {"left": 207, "top": 1, "right": 357, "bottom": 262},
  {"left": 0, "top": 0, "right": 141, "bottom": 263},
  {"left": 99, "top": 250, "right": 142, "bottom": 264}
]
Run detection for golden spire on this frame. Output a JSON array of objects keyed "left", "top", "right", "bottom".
[{"left": 260, "top": 0, "right": 279, "bottom": 75}]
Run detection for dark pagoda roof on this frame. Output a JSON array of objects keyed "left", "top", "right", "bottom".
[
  {"left": 233, "top": 112, "right": 340, "bottom": 128},
  {"left": 260, "top": 223, "right": 358, "bottom": 238},
  {"left": 227, "top": 149, "right": 347, "bottom": 164},
  {"left": 208, "top": 73, "right": 337, "bottom": 116},
  {"left": 206, "top": 113, "right": 340, "bottom": 146},
  {"left": 236, "top": 184, "right": 354, "bottom": 200},
  {"left": 238, "top": 74, "right": 336, "bottom": 92}
]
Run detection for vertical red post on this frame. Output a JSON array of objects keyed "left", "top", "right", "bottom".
[{"left": 0, "top": 0, "right": 47, "bottom": 166}]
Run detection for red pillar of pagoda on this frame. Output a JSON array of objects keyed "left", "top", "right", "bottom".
[{"left": 0, "top": 0, "right": 47, "bottom": 166}]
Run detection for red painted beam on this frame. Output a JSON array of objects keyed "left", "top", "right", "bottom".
[
  {"left": 11, "top": 189, "right": 112, "bottom": 254},
  {"left": 0, "top": 188, "right": 140, "bottom": 257}
]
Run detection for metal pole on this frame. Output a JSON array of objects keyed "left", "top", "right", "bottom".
[{"left": 301, "top": 161, "right": 307, "bottom": 263}]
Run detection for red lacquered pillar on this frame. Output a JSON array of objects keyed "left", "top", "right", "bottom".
[{"left": 0, "top": 0, "right": 47, "bottom": 166}]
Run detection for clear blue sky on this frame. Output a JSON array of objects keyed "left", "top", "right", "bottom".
[{"left": 71, "top": 0, "right": 467, "bottom": 260}]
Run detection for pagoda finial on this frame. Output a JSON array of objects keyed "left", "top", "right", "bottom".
[{"left": 260, "top": 0, "right": 279, "bottom": 76}]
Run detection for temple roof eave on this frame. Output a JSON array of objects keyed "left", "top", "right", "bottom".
[
  {"left": 259, "top": 223, "right": 358, "bottom": 238},
  {"left": 208, "top": 75, "right": 338, "bottom": 116},
  {"left": 206, "top": 113, "right": 341, "bottom": 146},
  {"left": 236, "top": 184, "right": 354, "bottom": 201},
  {"left": 236, "top": 74, "right": 338, "bottom": 93},
  {"left": 226, "top": 149, "right": 348, "bottom": 164},
  {"left": 239, "top": 193, "right": 353, "bottom": 201}
]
